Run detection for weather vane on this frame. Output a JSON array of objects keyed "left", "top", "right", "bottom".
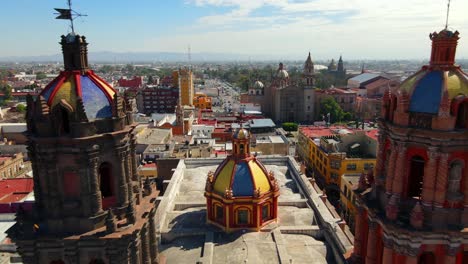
[
  {"left": 445, "top": 0, "right": 451, "bottom": 29},
  {"left": 54, "top": 0, "right": 87, "bottom": 34}
]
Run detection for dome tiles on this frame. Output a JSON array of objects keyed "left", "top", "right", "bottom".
[
  {"left": 399, "top": 68, "right": 468, "bottom": 114},
  {"left": 253, "top": 80, "right": 264, "bottom": 89},
  {"left": 40, "top": 70, "right": 116, "bottom": 119}
]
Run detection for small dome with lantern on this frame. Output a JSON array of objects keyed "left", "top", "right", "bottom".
[
  {"left": 383, "top": 29, "right": 468, "bottom": 130},
  {"left": 253, "top": 80, "right": 264, "bottom": 89},
  {"left": 39, "top": 34, "right": 117, "bottom": 120},
  {"left": 204, "top": 127, "right": 280, "bottom": 232}
]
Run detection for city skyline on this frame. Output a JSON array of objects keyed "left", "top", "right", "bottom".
[{"left": 1, "top": 0, "right": 468, "bottom": 60}]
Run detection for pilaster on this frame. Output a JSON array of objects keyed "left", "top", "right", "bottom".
[
  {"left": 421, "top": 147, "right": 439, "bottom": 205},
  {"left": 392, "top": 142, "right": 407, "bottom": 195}
]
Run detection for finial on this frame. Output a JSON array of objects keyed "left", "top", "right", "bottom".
[
  {"left": 445, "top": 0, "right": 451, "bottom": 30},
  {"left": 54, "top": 0, "right": 87, "bottom": 34}
]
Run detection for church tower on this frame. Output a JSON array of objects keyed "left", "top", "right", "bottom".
[
  {"left": 303, "top": 52, "right": 315, "bottom": 87},
  {"left": 352, "top": 28, "right": 468, "bottom": 264},
  {"left": 8, "top": 33, "right": 159, "bottom": 264},
  {"left": 337, "top": 55, "right": 346, "bottom": 77}
]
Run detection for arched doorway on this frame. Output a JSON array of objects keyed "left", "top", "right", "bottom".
[{"left": 456, "top": 101, "right": 468, "bottom": 129}]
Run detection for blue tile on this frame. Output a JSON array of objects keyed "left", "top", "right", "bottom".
[
  {"left": 409, "top": 71, "right": 443, "bottom": 114},
  {"left": 232, "top": 162, "right": 254, "bottom": 196}
]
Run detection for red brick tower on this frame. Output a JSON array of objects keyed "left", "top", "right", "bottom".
[{"left": 352, "top": 28, "right": 468, "bottom": 263}]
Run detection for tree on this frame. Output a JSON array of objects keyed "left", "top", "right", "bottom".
[
  {"left": 36, "top": 72, "right": 47, "bottom": 80},
  {"left": 282, "top": 122, "right": 298, "bottom": 131},
  {"left": 16, "top": 104, "right": 26, "bottom": 113},
  {"left": 147, "top": 75, "right": 154, "bottom": 84},
  {"left": 318, "top": 97, "right": 345, "bottom": 123}
]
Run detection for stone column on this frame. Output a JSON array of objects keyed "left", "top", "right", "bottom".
[
  {"left": 392, "top": 142, "right": 407, "bottom": 196},
  {"left": 89, "top": 157, "right": 103, "bottom": 214},
  {"left": 365, "top": 220, "right": 379, "bottom": 264},
  {"left": 141, "top": 225, "right": 151, "bottom": 264},
  {"left": 385, "top": 142, "right": 398, "bottom": 194},
  {"left": 353, "top": 206, "right": 365, "bottom": 259},
  {"left": 149, "top": 211, "right": 158, "bottom": 263},
  {"left": 422, "top": 147, "right": 439, "bottom": 205},
  {"left": 117, "top": 151, "right": 129, "bottom": 207},
  {"left": 375, "top": 133, "right": 386, "bottom": 187},
  {"left": 382, "top": 237, "right": 394, "bottom": 264},
  {"left": 405, "top": 255, "right": 418, "bottom": 264},
  {"left": 124, "top": 153, "right": 133, "bottom": 203},
  {"left": 434, "top": 153, "right": 449, "bottom": 206}
]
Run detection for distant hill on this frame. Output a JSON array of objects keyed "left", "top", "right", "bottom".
[{"left": 0, "top": 51, "right": 274, "bottom": 63}]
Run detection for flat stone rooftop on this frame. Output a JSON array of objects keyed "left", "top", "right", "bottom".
[{"left": 157, "top": 159, "right": 335, "bottom": 264}]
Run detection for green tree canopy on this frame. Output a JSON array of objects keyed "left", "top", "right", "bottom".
[
  {"left": 318, "top": 97, "right": 345, "bottom": 123},
  {"left": 16, "top": 104, "right": 26, "bottom": 113},
  {"left": 282, "top": 122, "right": 298, "bottom": 131},
  {"left": 35, "top": 72, "right": 47, "bottom": 80}
]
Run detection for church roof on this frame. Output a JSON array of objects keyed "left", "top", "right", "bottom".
[{"left": 39, "top": 70, "right": 116, "bottom": 120}]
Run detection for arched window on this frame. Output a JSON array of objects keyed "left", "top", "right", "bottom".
[
  {"left": 456, "top": 101, "right": 468, "bottom": 129},
  {"left": 237, "top": 209, "right": 249, "bottom": 225},
  {"left": 408, "top": 156, "right": 425, "bottom": 198},
  {"left": 99, "top": 163, "right": 114, "bottom": 197},
  {"left": 262, "top": 203, "right": 270, "bottom": 221},
  {"left": 240, "top": 144, "right": 244, "bottom": 154},
  {"left": 61, "top": 107, "right": 71, "bottom": 134},
  {"left": 418, "top": 252, "right": 435, "bottom": 264},
  {"left": 447, "top": 161, "right": 464, "bottom": 199},
  {"left": 214, "top": 204, "right": 224, "bottom": 223}
]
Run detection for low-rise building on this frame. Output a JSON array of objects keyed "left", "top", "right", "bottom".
[
  {"left": 339, "top": 173, "right": 360, "bottom": 234},
  {"left": 297, "top": 126, "right": 377, "bottom": 202},
  {"left": 137, "top": 162, "right": 158, "bottom": 179},
  {"left": 193, "top": 92, "right": 212, "bottom": 110},
  {"left": 0, "top": 153, "right": 25, "bottom": 179},
  {"left": 314, "top": 88, "right": 356, "bottom": 118}
]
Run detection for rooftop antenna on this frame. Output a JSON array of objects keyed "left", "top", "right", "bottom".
[
  {"left": 187, "top": 45, "right": 192, "bottom": 68},
  {"left": 54, "top": 0, "right": 87, "bottom": 34},
  {"left": 445, "top": 0, "right": 451, "bottom": 29}
]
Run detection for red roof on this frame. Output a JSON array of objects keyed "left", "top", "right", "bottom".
[
  {"left": 143, "top": 163, "right": 157, "bottom": 168},
  {"left": 0, "top": 178, "right": 34, "bottom": 203},
  {"left": 299, "top": 126, "right": 360, "bottom": 138},
  {"left": 365, "top": 129, "right": 379, "bottom": 141}
]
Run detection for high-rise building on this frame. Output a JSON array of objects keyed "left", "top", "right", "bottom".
[
  {"left": 352, "top": 28, "right": 468, "bottom": 264},
  {"left": 8, "top": 33, "right": 159, "bottom": 264},
  {"left": 176, "top": 68, "right": 194, "bottom": 106}
]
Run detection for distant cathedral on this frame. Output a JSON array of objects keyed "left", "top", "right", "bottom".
[
  {"left": 327, "top": 55, "right": 347, "bottom": 78},
  {"left": 240, "top": 52, "right": 317, "bottom": 123},
  {"left": 8, "top": 32, "right": 159, "bottom": 263}
]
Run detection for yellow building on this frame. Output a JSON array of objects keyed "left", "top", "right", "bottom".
[
  {"left": 174, "top": 68, "right": 194, "bottom": 106},
  {"left": 193, "top": 92, "right": 212, "bottom": 110},
  {"left": 297, "top": 126, "right": 377, "bottom": 191},
  {"left": 339, "top": 173, "right": 360, "bottom": 234}
]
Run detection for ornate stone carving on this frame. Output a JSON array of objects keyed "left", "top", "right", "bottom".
[
  {"left": 106, "top": 209, "right": 117, "bottom": 233},
  {"left": 126, "top": 202, "right": 136, "bottom": 225},
  {"left": 224, "top": 188, "right": 233, "bottom": 199},
  {"left": 385, "top": 194, "right": 399, "bottom": 221},
  {"left": 410, "top": 201, "right": 424, "bottom": 229}
]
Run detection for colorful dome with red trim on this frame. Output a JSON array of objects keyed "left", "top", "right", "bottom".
[
  {"left": 38, "top": 33, "right": 117, "bottom": 120},
  {"left": 40, "top": 70, "right": 116, "bottom": 120}
]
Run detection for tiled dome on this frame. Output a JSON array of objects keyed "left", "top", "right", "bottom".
[
  {"left": 253, "top": 80, "right": 264, "bottom": 89},
  {"left": 399, "top": 68, "right": 468, "bottom": 114},
  {"left": 212, "top": 157, "right": 272, "bottom": 197},
  {"left": 40, "top": 70, "right": 116, "bottom": 119}
]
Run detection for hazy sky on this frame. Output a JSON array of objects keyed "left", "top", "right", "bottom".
[{"left": 1, "top": 0, "right": 468, "bottom": 59}]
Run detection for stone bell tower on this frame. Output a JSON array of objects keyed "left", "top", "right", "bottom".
[{"left": 8, "top": 33, "right": 159, "bottom": 264}]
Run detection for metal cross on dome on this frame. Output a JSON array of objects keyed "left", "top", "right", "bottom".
[
  {"left": 445, "top": 0, "right": 451, "bottom": 29},
  {"left": 54, "top": 0, "right": 87, "bottom": 34}
]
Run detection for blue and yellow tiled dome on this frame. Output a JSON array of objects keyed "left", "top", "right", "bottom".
[
  {"left": 205, "top": 127, "right": 279, "bottom": 232},
  {"left": 40, "top": 71, "right": 116, "bottom": 120},
  {"left": 398, "top": 29, "right": 468, "bottom": 114},
  {"left": 212, "top": 158, "right": 272, "bottom": 197},
  {"left": 400, "top": 68, "right": 468, "bottom": 114}
]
